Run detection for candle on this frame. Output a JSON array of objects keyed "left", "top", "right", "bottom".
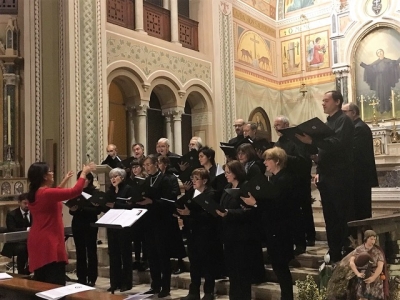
[
  {"left": 360, "top": 95, "right": 364, "bottom": 121},
  {"left": 392, "top": 90, "right": 396, "bottom": 119},
  {"left": 7, "top": 95, "right": 11, "bottom": 145}
]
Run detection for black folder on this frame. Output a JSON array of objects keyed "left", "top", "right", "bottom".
[
  {"left": 224, "top": 188, "right": 243, "bottom": 199},
  {"left": 119, "top": 157, "right": 135, "bottom": 169},
  {"left": 175, "top": 194, "right": 189, "bottom": 210},
  {"left": 64, "top": 196, "right": 87, "bottom": 209},
  {"left": 220, "top": 144, "right": 236, "bottom": 158},
  {"left": 278, "top": 117, "right": 334, "bottom": 140},
  {"left": 181, "top": 149, "right": 201, "bottom": 168},
  {"left": 90, "top": 191, "right": 114, "bottom": 208},
  {"left": 191, "top": 192, "right": 225, "bottom": 217},
  {"left": 240, "top": 174, "right": 280, "bottom": 200},
  {"left": 179, "top": 168, "right": 193, "bottom": 183}
]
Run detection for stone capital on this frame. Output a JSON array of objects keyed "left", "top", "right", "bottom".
[
  {"left": 332, "top": 64, "right": 350, "bottom": 76},
  {"left": 3, "top": 73, "right": 17, "bottom": 85},
  {"left": 172, "top": 109, "right": 184, "bottom": 121},
  {"left": 134, "top": 104, "right": 148, "bottom": 116}
]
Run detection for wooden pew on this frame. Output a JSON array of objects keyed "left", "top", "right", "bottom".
[
  {"left": 348, "top": 212, "right": 400, "bottom": 253},
  {"left": 0, "top": 277, "right": 126, "bottom": 299}
]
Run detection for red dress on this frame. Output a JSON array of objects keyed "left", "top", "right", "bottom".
[{"left": 28, "top": 178, "right": 85, "bottom": 272}]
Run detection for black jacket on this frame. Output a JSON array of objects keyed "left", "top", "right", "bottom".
[{"left": 69, "top": 186, "right": 102, "bottom": 228}]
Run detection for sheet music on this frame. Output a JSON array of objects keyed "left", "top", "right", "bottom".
[
  {"left": 95, "top": 209, "right": 147, "bottom": 228},
  {"left": 124, "top": 293, "right": 153, "bottom": 300},
  {"left": 193, "top": 189, "right": 202, "bottom": 198},
  {"left": 216, "top": 164, "right": 224, "bottom": 176},
  {"left": 96, "top": 209, "right": 124, "bottom": 224},
  {"left": 81, "top": 192, "right": 92, "bottom": 199},
  {"left": 0, "top": 273, "right": 12, "bottom": 280},
  {"left": 35, "top": 283, "right": 95, "bottom": 300}
]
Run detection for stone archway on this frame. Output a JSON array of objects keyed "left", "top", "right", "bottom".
[{"left": 107, "top": 71, "right": 142, "bottom": 158}]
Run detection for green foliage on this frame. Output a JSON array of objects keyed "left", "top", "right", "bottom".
[{"left": 295, "top": 275, "right": 327, "bottom": 300}]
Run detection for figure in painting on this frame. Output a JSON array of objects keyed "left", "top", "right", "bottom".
[
  {"left": 285, "top": 0, "right": 314, "bottom": 12},
  {"left": 307, "top": 37, "right": 326, "bottom": 66},
  {"left": 360, "top": 49, "right": 400, "bottom": 113}
]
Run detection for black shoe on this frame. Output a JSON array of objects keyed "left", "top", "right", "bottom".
[
  {"left": 107, "top": 286, "right": 118, "bottom": 292},
  {"left": 201, "top": 294, "right": 214, "bottom": 300},
  {"left": 181, "top": 294, "right": 200, "bottom": 300},
  {"left": 173, "top": 268, "right": 184, "bottom": 275},
  {"left": 294, "top": 246, "right": 306, "bottom": 256},
  {"left": 120, "top": 286, "right": 132, "bottom": 292},
  {"left": 143, "top": 288, "right": 160, "bottom": 295},
  {"left": 158, "top": 290, "right": 171, "bottom": 298},
  {"left": 87, "top": 281, "right": 95, "bottom": 287},
  {"left": 138, "top": 261, "right": 148, "bottom": 272},
  {"left": 132, "top": 261, "right": 140, "bottom": 270},
  {"left": 306, "top": 239, "right": 316, "bottom": 246}
]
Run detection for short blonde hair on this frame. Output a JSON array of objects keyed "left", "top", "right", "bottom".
[{"left": 263, "top": 147, "right": 287, "bottom": 168}]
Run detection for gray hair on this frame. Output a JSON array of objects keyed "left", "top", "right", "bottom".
[
  {"left": 109, "top": 168, "right": 126, "bottom": 179},
  {"left": 191, "top": 136, "right": 203, "bottom": 149},
  {"left": 348, "top": 102, "right": 360, "bottom": 116},
  {"left": 275, "top": 115, "right": 290, "bottom": 126},
  {"left": 157, "top": 138, "right": 170, "bottom": 146}
]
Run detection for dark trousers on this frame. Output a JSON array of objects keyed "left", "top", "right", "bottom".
[
  {"left": 271, "top": 262, "right": 293, "bottom": 300},
  {"left": 224, "top": 242, "right": 253, "bottom": 300},
  {"left": 72, "top": 225, "right": 98, "bottom": 284},
  {"left": 354, "top": 182, "right": 372, "bottom": 220},
  {"left": 318, "top": 173, "right": 353, "bottom": 262},
  {"left": 14, "top": 243, "right": 29, "bottom": 275},
  {"left": 299, "top": 180, "right": 316, "bottom": 242},
  {"left": 132, "top": 221, "right": 147, "bottom": 262},
  {"left": 107, "top": 228, "right": 133, "bottom": 289},
  {"left": 187, "top": 235, "right": 216, "bottom": 295},
  {"left": 34, "top": 261, "right": 66, "bottom": 285},
  {"left": 145, "top": 228, "right": 171, "bottom": 292}
]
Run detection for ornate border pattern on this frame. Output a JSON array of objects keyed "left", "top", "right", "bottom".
[
  {"left": 81, "top": 0, "right": 98, "bottom": 165},
  {"left": 74, "top": 0, "right": 82, "bottom": 170},
  {"left": 219, "top": 2, "right": 236, "bottom": 141},
  {"left": 58, "top": 0, "right": 66, "bottom": 175},
  {"left": 34, "top": 0, "right": 42, "bottom": 161},
  {"left": 96, "top": 0, "right": 104, "bottom": 161}
]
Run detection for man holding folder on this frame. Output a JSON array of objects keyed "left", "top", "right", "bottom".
[{"left": 295, "top": 91, "right": 354, "bottom": 263}]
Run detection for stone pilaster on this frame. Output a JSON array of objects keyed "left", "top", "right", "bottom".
[
  {"left": 162, "top": 110, "right": 174, "bottom": 151},
  {"left": 172, "top": 109, "right": 184, "bottom": 155},
  {"left": 60, "top": 0, "right": 108, "bottom": 171},
  {"left": 332, "top": 64, "right": 350, "bottom": 103},
  {"left": 134, "top": 104, "right": 148, "bottom": 151}
]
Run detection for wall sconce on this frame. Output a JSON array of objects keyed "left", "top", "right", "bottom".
[{"left": 299, "top": 83, "right": 307, "bottom": 97}]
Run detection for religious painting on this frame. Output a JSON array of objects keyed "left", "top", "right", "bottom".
[
  {"left": 281, "top": 37, "right": 301, "bottom": 76},
  {"left": 305, "top": 30, "right": 330, "bottom": 71},
  {"left": 354, "top": 27, "right": 400, "bottom": 122},
  {"left": 236, "top": 29, "right": 273, "bottom": 74},
  {"left": 248, "top": 107, "right": 272, "bottom": 142},
  {"left": 284, "top": 0, "right": 314, "bottom": 13},
  {"left": 239, "top": 0, "right": 277, "bottom": 20}
]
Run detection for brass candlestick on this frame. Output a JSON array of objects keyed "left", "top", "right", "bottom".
[
  {"left": 369, "top": 100, "right": 379, "bottom": 126},
  {"left": 390, "top": 120, "right": 399, "bottom": 143}
]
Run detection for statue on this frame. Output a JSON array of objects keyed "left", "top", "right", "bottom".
[{"left": 373, "top": 138, "right": 382, "bottom": 155}]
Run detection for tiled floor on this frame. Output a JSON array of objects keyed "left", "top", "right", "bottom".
[{"left": 66, "top": 273, "right": 229, "bottom": 300}]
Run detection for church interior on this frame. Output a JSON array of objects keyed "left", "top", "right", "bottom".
[{"left": 0, "top": 0, "right": 399, "bottom": 299}]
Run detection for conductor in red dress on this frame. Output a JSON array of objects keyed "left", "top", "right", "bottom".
[{"left": 27, "top": 162, "right": 96, "bottom": 285}]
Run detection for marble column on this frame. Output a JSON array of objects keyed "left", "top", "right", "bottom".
[
  {"left": 135, "top": 0, "right": 145, "bottom": 33},
  {"left": 162, "top": 110, "right": 174, "bottom": 152},
  {"left": 135, "top": 104, "right": 148, "bottom": 151},
  {"left": 170, "top": 0, "right": 179, "bottom": 44},
  {"left": 332, "top": 65, "right": 350, "bottom": 103},
  {"left": 172, "top": 109, "right": 183, "bottom": 155},
  {"left": 126, "top": 106, "right": 136, "bottom": 150},
  {"left": 162, "top": 0, "right": 170, "bottom": 9}
]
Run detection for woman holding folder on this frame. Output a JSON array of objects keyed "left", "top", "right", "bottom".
[
  {"left": 216, "top": 161, "right": 264, "bottom": 300},
  {"left": 27, "top": 162, "right": 96, "bottom": 285},
  {"left": 177, "top": 168, "right": 219, "bottom": 300},
  {"left": 104, "top": 167, "right": 135, "bottom": 293},
  {"left": 242, "top": 147, "right": 295, "bottom": 300},
  {"left": 136, "top": 155, "right": 181, "bottom": 298},
  {"left": 68, "top": 171, "right": 101, "bottom": 287},
  {"left": 236, "top": 143, "right": 263, "bottom": 180}
]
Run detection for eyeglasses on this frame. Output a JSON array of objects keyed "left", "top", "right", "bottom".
[
  {"left": 233, "top": 124, "right": 242, "bottom": 127},
  {"left": 109, "top": 175, "right": 121, "bottom": 179}
]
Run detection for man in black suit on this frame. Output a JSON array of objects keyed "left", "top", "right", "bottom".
[
  {"left": 101, "top": 144, "right": 121, "bottom": 168},
  {"left": 228, "top": 119, "right": 245, "bottom": 144},
  {"left": 296, "top": 91, "right": 354, "bottom": 263},
  {"left": 342, "top": 103, "right": 378, "bottom": 220},
  {"left": 1, "top": 193, "right": 32, "bottom": 274}
]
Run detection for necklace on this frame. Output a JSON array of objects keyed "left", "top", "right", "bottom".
[{"left": 150, "top": 171, "right": 161, "bottom": 187}]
